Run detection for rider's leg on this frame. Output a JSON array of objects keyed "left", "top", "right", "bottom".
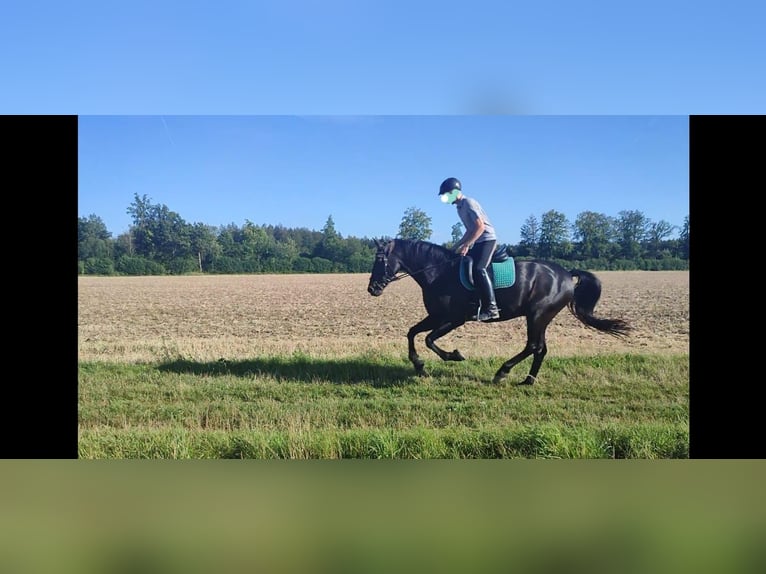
[
  {"left": 475, "top": 267, "right": 499, "bottom": 321},
  {"left": 469, "top": 241, "right": 499, "bottom": 321}
]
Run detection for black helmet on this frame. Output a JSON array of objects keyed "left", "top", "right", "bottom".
[{"left": 439, "top": 177, "right": 461, "bottom": 196}]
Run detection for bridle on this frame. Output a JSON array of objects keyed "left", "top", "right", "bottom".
[
  {"left": 370, "top": 245, "right": 455, "bottom": 291},
  {"left": 369, "top": 250, "right": 400, "bottom": 292}
]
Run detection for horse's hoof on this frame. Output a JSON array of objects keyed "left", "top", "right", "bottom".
[
  {"left": 516, "top": 378, "right": 535, "bottom": 386},
  {"left": 452, "top": 350, "right": 465, "bottom": 361},
  {"left": 492, "top": 373, "right": 507, "bottom": 384}
]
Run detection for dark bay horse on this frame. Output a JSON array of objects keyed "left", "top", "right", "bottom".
[{"left": 367, "top": 238, "right": 632, "bottom": 385}]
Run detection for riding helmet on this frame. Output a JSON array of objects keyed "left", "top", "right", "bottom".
[{"left": 438, "top": 177, "right": 461, "bottom": 196}]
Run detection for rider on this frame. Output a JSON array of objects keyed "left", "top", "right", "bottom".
[{"left": 438, "top": 177, "right": 500, "bottom": 321}]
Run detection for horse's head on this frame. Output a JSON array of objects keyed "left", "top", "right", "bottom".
[{"left": 367, "top": 238, "right": 401, "bottom": 296}]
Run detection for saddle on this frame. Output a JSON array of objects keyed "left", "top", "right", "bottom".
[{"left": 459, "top": 244, "right": 516, "bottom": 290}]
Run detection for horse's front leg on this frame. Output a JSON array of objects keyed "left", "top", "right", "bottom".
[
  {"left": 407, "top": 316, "right": 442, "bottom": 376},
  {"left": 425, "top": 320, "right": 466, "bottom": 362}
]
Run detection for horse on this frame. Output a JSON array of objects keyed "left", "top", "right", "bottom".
[{"left": 367, "top": 238, "right": 632, "bottom": 385}]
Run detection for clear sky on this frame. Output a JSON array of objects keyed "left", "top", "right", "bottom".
[
  {"left": 78, "top": 115, "right": 688, "bottom": 244},
  {"left": 6, "top": 2, "right": 758, "bottom": 244},
  {"left": 2, "top": 1, "right": 764, "bottom": 114}
]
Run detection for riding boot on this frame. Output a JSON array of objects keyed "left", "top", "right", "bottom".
[{"left": 475, "top": 268, "right": 500, "bottom": 321}]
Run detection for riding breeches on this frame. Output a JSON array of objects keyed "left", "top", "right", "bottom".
[{"left": 468, "top": 240, "right": 496, "bottom": 271}]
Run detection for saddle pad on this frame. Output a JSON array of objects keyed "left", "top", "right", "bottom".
[{"left": 460, "top": 257, "right": 516, "bottom": 290}]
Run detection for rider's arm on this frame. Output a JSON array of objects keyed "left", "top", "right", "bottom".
[{"left": 456, "top": 216, "right": 485, "bottom": 254}]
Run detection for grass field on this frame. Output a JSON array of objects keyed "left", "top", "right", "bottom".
[{"left": 78, "top": 271, "right": 689, "bottom": 458}]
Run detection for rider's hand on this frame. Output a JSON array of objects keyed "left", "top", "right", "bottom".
[{"left": 456, "top": 244, "right": 469, "bottom": 256}]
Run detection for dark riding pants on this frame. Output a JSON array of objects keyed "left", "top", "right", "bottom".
[
  {"left": 468, "top": 240, "right": 497, "bottom": 310},
  {"left": 468, "top": 240, "right": 496, "bottom": 271}
]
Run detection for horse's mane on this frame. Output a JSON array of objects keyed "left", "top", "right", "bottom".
[{"left": 394, "top": 239, "right": 459, "bottom": 263}]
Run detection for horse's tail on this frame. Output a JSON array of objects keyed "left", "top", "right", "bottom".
[{"left": 568, "top": 269, "right": 632, "bottom": 338}]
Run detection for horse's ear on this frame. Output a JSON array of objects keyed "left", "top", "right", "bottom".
[{"left": 373, "top": 238, "right": 381, "bottom": 249}]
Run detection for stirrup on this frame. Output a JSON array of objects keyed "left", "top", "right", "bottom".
[{"left": 477, "top": 305, "right": 499, "bottom": 321}]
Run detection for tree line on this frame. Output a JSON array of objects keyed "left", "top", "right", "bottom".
[{"left": 78, "top": 194, "right": 689, "bottom": 276}]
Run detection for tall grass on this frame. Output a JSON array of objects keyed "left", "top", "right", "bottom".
[{"left": 79, "top": 352, "right": 688, "bottom": 459}]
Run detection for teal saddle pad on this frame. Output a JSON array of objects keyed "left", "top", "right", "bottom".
[{"left": 459, "top": 257, "right": 516, "bottom": 290}]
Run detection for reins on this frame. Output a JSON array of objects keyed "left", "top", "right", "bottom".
[
  {"left": 387, "top": 261, "right": 446, "bottom": 282},
  {"left": 386, "top": 258, "right": 456, "bottom": 283},
  {"left": 371, "top": 240, "right": 458, "bottom": 291}
]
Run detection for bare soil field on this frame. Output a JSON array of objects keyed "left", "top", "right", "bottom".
[{"left": 78, "top": 271, "right": 689, "bottom": 363}]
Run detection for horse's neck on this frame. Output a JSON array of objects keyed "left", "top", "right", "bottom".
[{"left": 398, "top": 241, "right": 454, "bottom": 285}]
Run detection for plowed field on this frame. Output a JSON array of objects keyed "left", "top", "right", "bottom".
[{"left": 78, "top": 271, "right": 689, "bottom": 363}]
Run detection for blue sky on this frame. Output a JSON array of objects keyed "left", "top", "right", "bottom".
[
  {"left": 78, "top": 115, "right": 688, "bottom": 244},
  {"left": 5, "top": 2, "right": 759, "bottom": 244},
  {"left": 2, "top": 1, "right": 764, "bottom": 114}
]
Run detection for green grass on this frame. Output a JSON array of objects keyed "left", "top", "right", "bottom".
[{"left": 78, "top": 352, "right": 688, "bottom": 459}]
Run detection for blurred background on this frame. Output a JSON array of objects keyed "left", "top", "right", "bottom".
[{"left": 2, "top": 460, "right": 764, "bottom": 574}]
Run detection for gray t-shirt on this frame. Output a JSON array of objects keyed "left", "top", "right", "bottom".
[{"left": 456, "top": 196, "right": 497, "bottom": 243}]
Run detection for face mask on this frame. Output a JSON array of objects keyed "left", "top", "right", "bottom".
[{"left": 440, "top": 189, "right": 460, "bottom": 204}]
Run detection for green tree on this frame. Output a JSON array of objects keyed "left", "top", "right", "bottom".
[
  {"left": 126, "top": 193, "right": 154, "bottom": 258},
  {"left": 444, "top": 222, "right": 463, "bottom": 249},
  {"left": 78, "top": 214, "right": 113, "bottom": 260},
  {"left": 616, "top": 210, "right": 650, "bottom": 259},
  {"left": 397, "top": 207, "right": 432, "bottom": 241},
  {"left": 518, "top": 215, "right": 540, "bottom": 257},
  {"left": 336, "top": 237, "right": 373, "bottom": 272},
  {"left": 241, "top": 220, "right": 272, "bottom": 258},
  {"left": 83, "top": 257, "right": 115, "bottom": 275},
  {"left": 126, "top": 193, "right": 192, "bottom": 265},
  {"left": 286, "top": 227, "right": 324, "bottom": 256},
  {"left": 261, "top": 238, "right": 298, "bottom": 272},
  {"left": 152, "top": 205, "right": 192, "bottom": 265},
  {"left": 679, "top": 215, "right": 689, "bottom": 259},
  {"left": 644, "top": 220, "right": 677, "bottom": 258},
  {"left": 113, "top": 232, "right": 134, "bottom": 258},
  {"left": 572, "top": 211, "right": 614, "bottom": 259},
  {"left": 322, "top": 214, "right": 339, "bottom": 239},
  {"left": 189, "top": 222, "right": 221, "bottom": 272},
  {"left": 538, "top": 210, "right": 571, "bottom": 259},
  {"left": 216, "top": 223, "right": 246, "bottom": 259},
  {"left": 115, "top": 255, "right": 166, "bottom": 275},
  {"left": 314, "top": 215, "right": 344, "bottom": 262}
]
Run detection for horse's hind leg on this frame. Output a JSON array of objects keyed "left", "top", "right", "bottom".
[
  {"left": 492, "top": 316, "right": 551, "bottom": 385},
  {"left": 492, "top": 345, "right": 534, "bottom": 384},
  {"left": 518, "top": 336, "right": 547, "bottom": 386}
]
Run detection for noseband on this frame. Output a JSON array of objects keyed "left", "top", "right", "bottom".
[{"left": 369, "top": 251, "right": 399, "bottom": 291}]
